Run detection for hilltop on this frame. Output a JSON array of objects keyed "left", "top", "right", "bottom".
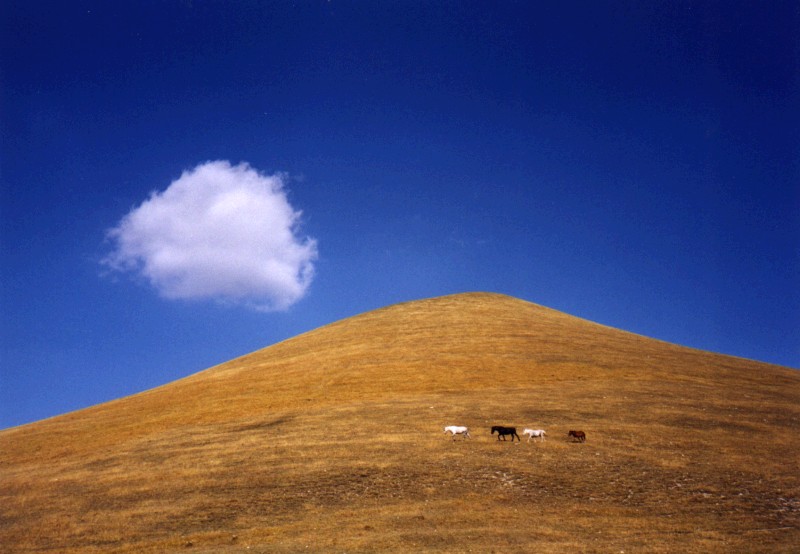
[{"left": 1, "top": 292, "right": 798, "bottom": 552}]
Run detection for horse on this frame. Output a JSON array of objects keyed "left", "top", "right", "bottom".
[
  {"left": 522, "top": 429, "right": 547, "bottom": 442},
  {"left": 568, "top": 430, "right": 586, "bottom": 442},
  {"left": 444, "top": 425, "right": 471, "bottom": 440},
  {"left": 491, "top": 426, "right": 520, "bottom": 442}
]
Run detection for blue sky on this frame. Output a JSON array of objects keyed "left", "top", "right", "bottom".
[{"left": 1, "top": 1, "right": 798, "bottom": 429}]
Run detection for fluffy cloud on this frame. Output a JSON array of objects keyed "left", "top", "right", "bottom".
[{"left": 103, "top": 161, "right": 317, "bottom": 311}]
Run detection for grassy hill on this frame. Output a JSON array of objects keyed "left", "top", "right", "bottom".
[{"left": 1, "top": 292, "right": 798, "bottom": 552}]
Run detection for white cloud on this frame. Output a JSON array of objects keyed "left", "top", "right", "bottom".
[{"left": 102, "top": 160, "right": 317, "bottom": 311}]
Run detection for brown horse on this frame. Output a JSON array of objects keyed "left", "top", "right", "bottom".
[{"left": 568, "top": 430, "right": 586, "bottom": 442}]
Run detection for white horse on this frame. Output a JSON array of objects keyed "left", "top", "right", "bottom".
[
  {"left": 522, "top": 429, "right": 547, "bottom": 442},
  {"left": 444, "top": 425, "right": 471, "bottom": 440}
]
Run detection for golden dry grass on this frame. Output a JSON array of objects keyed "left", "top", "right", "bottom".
[{"left": 1, "top": 292, "right": 798, "bottom": 553}]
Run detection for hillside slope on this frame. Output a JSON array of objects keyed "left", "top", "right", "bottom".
[{"left": 1, "top": 292, "right": 798, "bottom": 552}]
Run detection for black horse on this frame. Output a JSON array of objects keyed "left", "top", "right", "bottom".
[{"left": 491, "top": 425, "right": 520, "bottom": 442}]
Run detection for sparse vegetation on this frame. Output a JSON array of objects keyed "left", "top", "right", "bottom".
[{"left": 1, "top": 293, "right": 798, "bottom": 552}]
